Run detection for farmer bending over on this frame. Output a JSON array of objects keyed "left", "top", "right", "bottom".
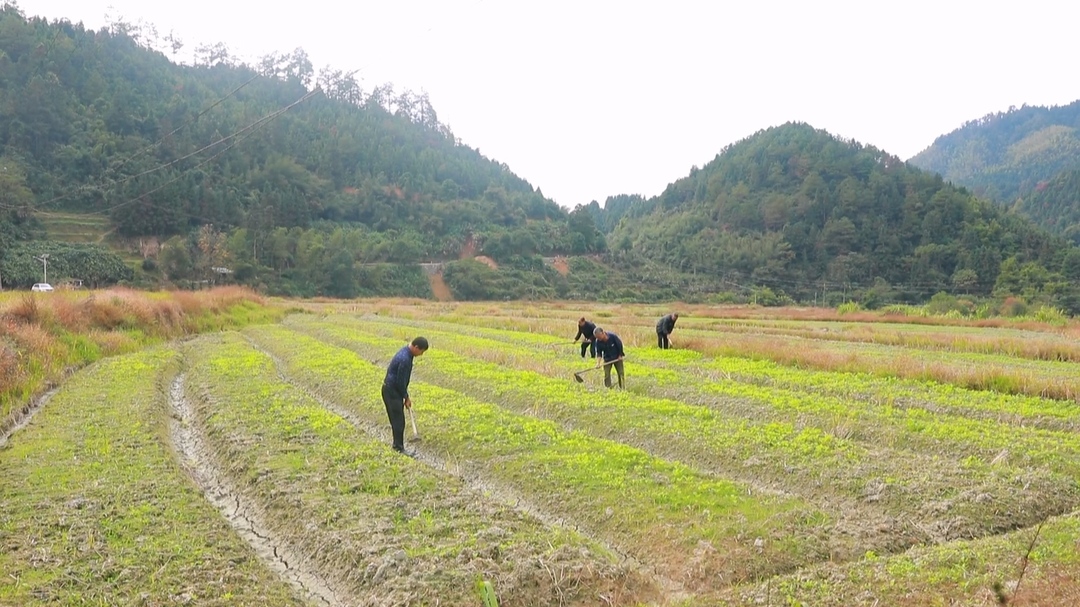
[
  {"left": 574, "top": 317, "right": 597, "bottom": 359},
  {"left": 656, "top": 312, "right": 679, "bottom": 349},
  {"left": 382, "top": 337, "right": 429, "bottom": 455},
  {"left": 593, "top": 327, "right": 625, "bottom": 389}
]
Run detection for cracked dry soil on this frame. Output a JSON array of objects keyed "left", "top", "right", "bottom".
[{"left": 168, "top": 374, "right": 345, "bottom": 607}]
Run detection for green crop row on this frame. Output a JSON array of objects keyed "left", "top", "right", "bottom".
[
  {"left": 427, "top": 307, "right": 1080, "bottom": 364},
  {"left": 416, "top": 309, "right": 1080, "bottom": 401},
  {"left": 244, "top": 324, "right": 831, "bottom": 591},
  {"left": 0, "top": 349, "right": 304, "bottom": 606},
  {"left": 673, "top": 327, "right": 1080, "bottom": 401},
  {"left": 282, "top": 317, "right": 1080, "bottom": 563},
  {"left": 282, "top": 317, "right": 1075, "bottom": 561},
  {"left": 183, "top": 332, "right": 641, "bottom": 606},
  {"left": 350, "top": 315, "right": 1080, "bottom": 471},
  {"left": 288, "top": 316, "right": 861, "bottom": 466},
  {"left": 720, "top": 512, "right": 1080, "bottom": 606},
  {"left": 686, "top": 356, "right": 1080, "bottom": 428},
  {"left": 313, "top": 315, "right": 1080, "bottom": 470},
  {"left": 364, "top": 312, "right": 1079, "bottom": 419}
]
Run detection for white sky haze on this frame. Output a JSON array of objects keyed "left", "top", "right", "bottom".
[{"left": 12, "top": 0, "right": 1080, "bottom": 207}]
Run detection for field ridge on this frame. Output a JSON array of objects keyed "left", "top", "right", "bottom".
[{"left": 168, "top": 373, "right": 343, "bottom": 606}]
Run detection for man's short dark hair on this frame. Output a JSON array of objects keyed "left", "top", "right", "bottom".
[
  {"left": 579, "top": 317, "right": 586, "bottom": 323},
  {"left": 411, "top": 337, "right": 429, "bottom": 350}
]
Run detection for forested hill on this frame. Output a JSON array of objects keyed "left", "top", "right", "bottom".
[
  {"left": 0, "top": 5, "right": 606, "bottom": 295},
  {"left": 909, "top": 101, "right": 1080, "bottom": 200},
  {"left": 1013, "top": 167, "right": 1080, "bottom": 241},
  {"left": 605, "top": 123, "right": 1080, "bottom": 311}
]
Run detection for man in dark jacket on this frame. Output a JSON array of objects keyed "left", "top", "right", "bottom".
[
  {"left": 656, "top": 312, "right": 679, "bottom": 349},
  {"left": 382, "top": 336, "right": 429, "bottom": 455},
  {"left": 573, "top": 317, "right": 597, "bottom": 359},
  {"left": 593, "top": 326, "right": 625, "bottom": 389}
]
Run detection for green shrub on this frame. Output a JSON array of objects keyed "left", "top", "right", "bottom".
[
  {"left": 837, "top": 301, "right": 862, "bottom": 315},
  {"left": 1032, "top": 305, "right": 1068, "bottom": 325}
]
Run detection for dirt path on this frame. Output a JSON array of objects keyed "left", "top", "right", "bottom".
[
  {"left": 167, "top": 374, "right": 345, "bottom": 607},
  {"left": 553, "top": 256, "right": 570, "bottom": 276},
  {"left": 0, "top": 387, "right": 59, "bottom": 449},
  {"left": 428, "top": 271, "right": 453, "bottom": 301}
]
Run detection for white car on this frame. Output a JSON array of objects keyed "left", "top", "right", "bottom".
[{"left": 31, "top": 283, "right": 54, "bottom": 292}]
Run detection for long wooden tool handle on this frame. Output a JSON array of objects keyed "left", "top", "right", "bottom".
[{"left": 578, "top": 357, "right": 623, "bottom": 374}]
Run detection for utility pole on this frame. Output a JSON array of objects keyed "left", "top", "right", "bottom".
[{"left": 34, "top": 253, "right": 49, "bottom": 284}]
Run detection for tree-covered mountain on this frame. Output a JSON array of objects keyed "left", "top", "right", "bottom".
[
  {"left": 608, "top": 122, "right": 1080, "bottom": 311},
  {"left": 909, "top": 101, "right": 1080, "bottom": 199},
  {"left": 0, "top": 5, "right": 606, "bottom": 295},
  {"left": 582, "top": 194, "right": 642, "bottom": 234},
  {"left": 908, "top": 101, "right": 1080, "bottom": 240},
  {"left": 1012, "top": 167, "right": 1080, "bottom": 241}
]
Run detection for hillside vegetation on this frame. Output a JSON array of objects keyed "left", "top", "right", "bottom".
[
  {"left": 0, "top": 5, "right": 605, "bottom": 297},
  {"left": 909, "top": 101, "right": 1080, "bottom": 200},
  {"left": 909, "top": 101, "right": 1080, "bottom": 241},
  {"left": 597, "top": 123, "right": 1080, "bottom": 312}
]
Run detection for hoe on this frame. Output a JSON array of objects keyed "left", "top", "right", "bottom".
[
  {"left": 408, "top": 406, "right": 422, "bottom": 443},
  {"left": 572, "top": 358, "right": 621, "bottom": 383}
]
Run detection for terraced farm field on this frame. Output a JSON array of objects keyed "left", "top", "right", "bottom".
[
  {"left": 34, "top": 212, "right": 113, "bottom": 244},
  {"left": 3, "top": 299, "right": 1080, "bottom": 605}
]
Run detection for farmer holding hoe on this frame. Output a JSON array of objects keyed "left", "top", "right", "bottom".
[
  {"left": 382, "top": 336, "right": 429, "bottom": 456},
  {"left": 573, "top": 316, "right": 598, "bottom": 359},
  {"left": 656, "top": 312, "right": 678, "bottom": 349},
  {"left": 593, "top": 326, "right": 625, "bottom": 389}
]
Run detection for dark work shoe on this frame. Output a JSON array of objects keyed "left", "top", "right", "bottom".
[{"left": 393, "top": 446, "right": 416, "bottom": 458}]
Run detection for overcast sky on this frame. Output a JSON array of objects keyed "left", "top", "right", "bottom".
[{"left": 14, "top": 0, "right": 1080, "bottom": 208}]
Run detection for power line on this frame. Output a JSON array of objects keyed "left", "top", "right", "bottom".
[
  {"left": 0, "top": 72, "right": 260, "bottom": 212},
  {"left": 82, "top": 88, "right": 322, "bottom": 219},
  {"left": 2, "top": 86, "right": 319, "bottom": 221},
  {"left": 108, "top": 72, "right": 261, "bottom": 176}
]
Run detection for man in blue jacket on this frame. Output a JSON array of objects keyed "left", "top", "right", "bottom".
[
  {"left": 592, "top": 326, "right": 625, "bottom": 389},
  {"left": 382, "top": 336, "right": 429, "bottom": 455}
]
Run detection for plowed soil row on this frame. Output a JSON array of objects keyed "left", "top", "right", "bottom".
[{"left": 182, "top": 332, "right": 652, "bottom": 606}]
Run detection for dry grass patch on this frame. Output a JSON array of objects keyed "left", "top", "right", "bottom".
[{"left": 0, "top": 286, "right": 283, "bottom": 427}]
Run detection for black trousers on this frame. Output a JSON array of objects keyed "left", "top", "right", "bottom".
[
  {"left": 657, "top": 332, "right": 670, "bottom": 349},
  {"left": 580, "top": 340, "right": 596, "bottom": 358},
  {"left": 603, "top": 360, "right": 625, "bottom": 389},
  {"left": 381, "top": 384, "right": 406, "bottom": 450}
]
